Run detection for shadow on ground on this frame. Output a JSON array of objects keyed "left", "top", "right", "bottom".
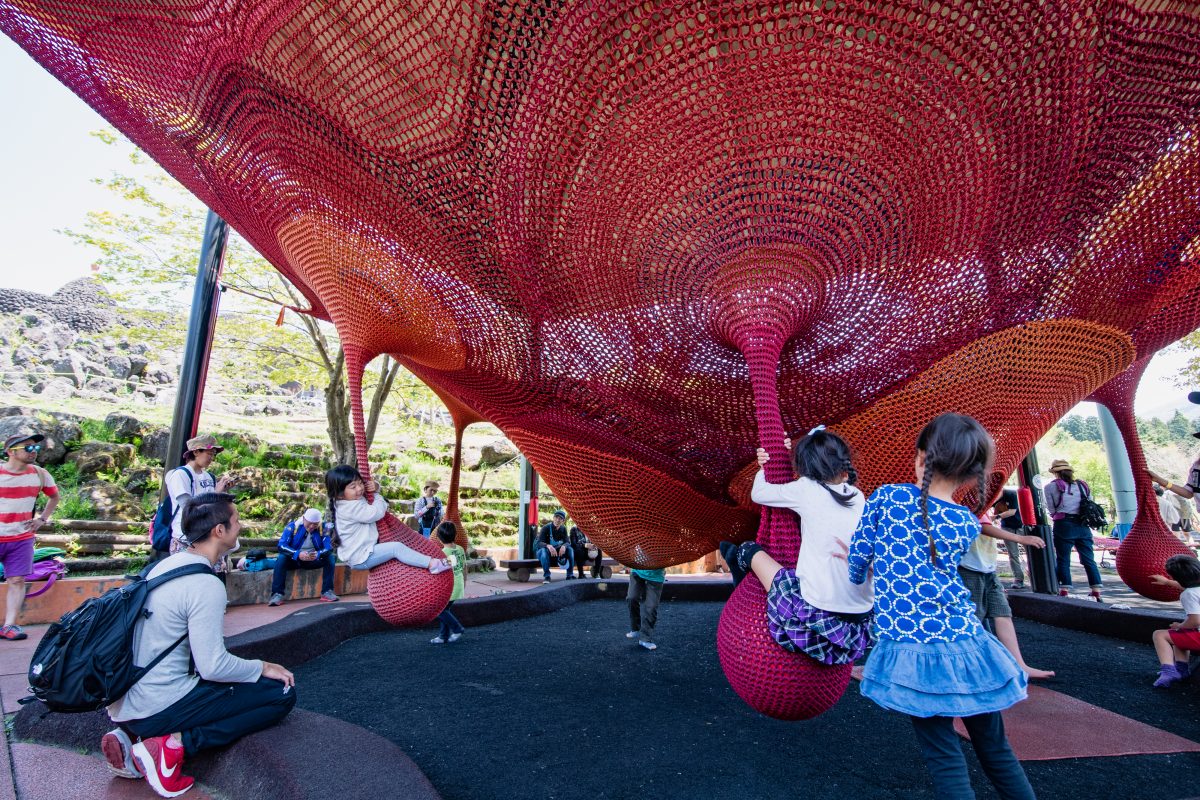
[{"left": 295, "top": 598, "right": 1200, "bottom": 800}]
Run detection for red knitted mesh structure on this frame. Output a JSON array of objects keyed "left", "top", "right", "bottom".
[{"left": 6, "top": 1, "right": 1200, "bottom": 715}]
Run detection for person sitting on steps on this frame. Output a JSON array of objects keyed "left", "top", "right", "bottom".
[{"left": 269, "top": 507, "right": 338, "bottom": 606}]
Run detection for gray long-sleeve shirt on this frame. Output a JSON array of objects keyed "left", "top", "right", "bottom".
[{"left": 108, "top": 552, "right": 263, "bottom": 722}]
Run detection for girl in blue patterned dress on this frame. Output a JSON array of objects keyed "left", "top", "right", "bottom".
[
  {"left": 848, "top": 413, "right": 1035, "bottom": 800},
  {"left": 719, "top": 427, "right": 874, "bottom": 665}
]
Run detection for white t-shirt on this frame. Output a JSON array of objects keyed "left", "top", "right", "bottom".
[
  {"left": 960, "top": 511, "right": 999, "bottom": 573},
  {"left": 1181, "top": 586, "right": 1200, "bottom": 617},
  {"left": 1158, "top": 493, "right": 1181, "bottom": 527},
  {"left": 750, "top": 472, "right": 873, "bottom": 614},
  {"left": 166, "top": 465, "right": 216, "bottom": 542}
]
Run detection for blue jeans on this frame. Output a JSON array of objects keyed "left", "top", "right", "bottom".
[
  {"left": 270, "top": 552, "right": 334, "bottom": 595},
  {"left": 1053, "top": 518, "right": 1102, "bottom": 588},
  {"left": 910, "top": 713, "right": 1035, "bottom": 800},
  {"left": 536, "top": 545, "right": 573, "bottom": 578},
  {"left": 437, "top": 601, "right": 464, "bottom": 638}
]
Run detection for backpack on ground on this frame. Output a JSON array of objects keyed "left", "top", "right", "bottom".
[
  {"left": 149, "top": 467, "right": 193, "bottom": 552},
  {"left": 25, "top": 562, "right": 214, "bottom": 713}
]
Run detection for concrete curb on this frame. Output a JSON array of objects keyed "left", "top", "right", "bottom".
[{"left": 1008, "top": 592, "right": 1178, "bottom": 644}]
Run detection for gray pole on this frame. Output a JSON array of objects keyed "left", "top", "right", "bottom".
[
  {"left": 518, "top": 456, "right": 539, "bottom": 559},
  {"left": 1097, "top": 405, "right": 1137, "bottom": 538},
  {"left": 163, "top": 210, "right": 229, "bottom": 479}
]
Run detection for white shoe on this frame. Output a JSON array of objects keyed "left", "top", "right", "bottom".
[
  {"left": 625, "top": 631, "right": 639, "bottom": 639},
  {"left": 100, "top": 728, "right": 141, "bottom": 779},
  {"left": 430, "top": 636, "right": 446, "bottom": 644},
  {"left": 639, "top": 640, "right": 658, "bottom": 651},
  {"left": 429, "top": 559, "right": 452, "bottom": 574},
  {"left": 448, "top": 632, "right": 463, "bottom": 643}
]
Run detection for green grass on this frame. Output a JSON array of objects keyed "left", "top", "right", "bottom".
[
  {"left": 54, "top": 490, "right": 97, "bottom": 520},
  {"left": 74, "top": 418, "right": 117, "bottom": 444}
]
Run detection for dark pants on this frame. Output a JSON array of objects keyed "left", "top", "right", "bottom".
[
  {"left": 1052, "top": 518, "right": 1102, "bottom": 588},
  {"left": 437, "top": 601, "right": 464, "bottom": 638},
  {"left": 627, "top": 574, "right": 663, "bottom": 642},
  {"left": 910, "top": 713, "right": 1036, "bottom": 800},
  {"left": 271, "top": 553, "right": 335, "bottom": 595},
  {"left": 572, "top": 545, "right": 602, "bottom": 578},
  {"left": 536, "top": 545, "right": 573, "bottom": 578},
  {"left": 122, "top": 677, "right": 297, "bottom": 756}
]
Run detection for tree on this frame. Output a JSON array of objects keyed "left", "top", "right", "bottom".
[
  {"left": 1167, "top": 409, "right": 1193, "bottom": 443},
  {"left": 63, "top": 130, "right": 433, "bottom": 465}
]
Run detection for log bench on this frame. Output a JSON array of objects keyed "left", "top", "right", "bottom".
[{"left": 499, "top": 557, "right": 616, "bottom": 582}]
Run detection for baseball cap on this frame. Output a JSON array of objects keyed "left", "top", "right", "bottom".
[
  {"left": 303, "top": 508, "right": 323, "bottom": 524},
  {"left": 4, "top": 432, "right": 45, "bottom": 450},
  {"left": 553, "top": 510, "right": 566, "bottom": 519}
]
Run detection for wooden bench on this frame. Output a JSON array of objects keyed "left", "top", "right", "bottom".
[{"left": 499, "top": 557, "right": 617, "bottom": 582}]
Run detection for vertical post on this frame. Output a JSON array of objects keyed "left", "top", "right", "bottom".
[
  {"left": 1097, "top": 405, "right": 1137, "bottom": 539},
  {"left": 163, "top": 210, "right": 229, "bottom": 483},
  {"left": 1018, "top": 449, "right": 1058, "bottom": 594},
  {"left": 518, "top": 456, "right": 539, "bottom": 559}
]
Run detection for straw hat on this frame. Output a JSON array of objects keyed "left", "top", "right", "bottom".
[{"left": 1047, "top": 459, "right": 1073, "bottom": 474}]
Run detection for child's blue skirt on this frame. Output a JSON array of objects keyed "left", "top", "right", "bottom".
[{"left": 860, "top": 631, "right": 1027, "bottom": 718}]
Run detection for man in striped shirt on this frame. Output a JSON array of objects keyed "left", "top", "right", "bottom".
[{"left": 0, "top": 432, "right": 58, "bottom": 640}]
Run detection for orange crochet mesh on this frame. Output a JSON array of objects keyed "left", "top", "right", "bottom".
[{"left": 7, "top": 0, "right": 1200, "bottom": 715}]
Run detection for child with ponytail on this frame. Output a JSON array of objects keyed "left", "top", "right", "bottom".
[
  {"left": 719, "top": 426, "right": 873, "bottom": 666},
  {"left": 325, "top": 465, "right": 450, "bottom": 574},
  {"left": 848, "top": 413, "right": 1035, "bottom": 800}
]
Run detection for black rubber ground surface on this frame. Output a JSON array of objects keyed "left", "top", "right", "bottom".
[{"left": 295, "top": 598, "right": 1200, "bottom": 800}]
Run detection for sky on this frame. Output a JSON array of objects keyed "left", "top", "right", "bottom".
[{"left": 1, "top": 34, "right": 1197, "bottom": 421}]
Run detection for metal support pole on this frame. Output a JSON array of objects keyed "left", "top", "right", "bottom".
[
  {"left": 163, "top": 210, "right": 229, "bottom": 481},
  {"left": 1097, "top": 405, "right": 1137, "bottom": 539},
  {"left": 1018, "top": 449, "right": 1058, "bottom": 594},
  {"left": 517, "top": 456, "right": 539, "bottom": 559}
]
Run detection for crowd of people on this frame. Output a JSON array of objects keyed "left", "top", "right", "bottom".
[{"left": 2, "top": 409, "right": 1198, "bottom": 800}]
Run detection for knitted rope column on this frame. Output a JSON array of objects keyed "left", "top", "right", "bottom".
[
  {"left": 1091, "top": 360, "right": 1190, "bottom": 602},
  {"left": 445, "top": 418, "right": 471, "bottom": 551},
  {"left": 713, "top": 260, "right": 849, "bottom": 720},
  {"left": 344, "top": 345, "right": 451, "bottom": 625}
]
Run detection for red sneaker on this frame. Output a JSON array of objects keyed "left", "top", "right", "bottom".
[
  {"left": 131, "top": 735, "right": 194, "bottom": 797},
  {"left": 101, "top": 728, "right": 142, "bottom": 779}
]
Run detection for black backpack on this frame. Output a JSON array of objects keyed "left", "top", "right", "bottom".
[
  {"left": 1067, "top": 479, "right": 1108, "bottom": 531},
  {"left": 25, "top": 562, "right": 214, "bottom": 713}
]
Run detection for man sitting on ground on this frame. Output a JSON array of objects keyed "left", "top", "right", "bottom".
[
  {"left": 535, "top": 510, "right": 574, "bottom": 582},
  {"left": 102, "top": 492, "right": 296, "bottom": 798},
  {"left": 269, "top": 507, "right": 338, "bottom": 606}
]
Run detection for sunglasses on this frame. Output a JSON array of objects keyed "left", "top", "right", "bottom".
[{"left": 11, "top": 444, "right": 42, "bottom": 453}]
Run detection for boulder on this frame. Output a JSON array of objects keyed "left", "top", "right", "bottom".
[
  {"left": 79, "top": 480, "right": 144, "bottom": 520},
  {"left": 11, "top": 344, "right": 37, "bottom": 368},
  {"left": 104, "top": 412, "right": 145, "bottom": 442},
  {"left": 214, "top": 431, "right": 264, "bottom": 454},
  {"left": 264, "top": 401, "right": 284, "bottom": 416},
  {"left": 475, "top": 438, "right": 518, "bottom": 469},
  {"left": 145, "top": 365, "right": 174, "bottom": 385},
  {"left": 128, "top": 354, "right": 149, "bottom": 377},
  {"left": 122, "top": 467, "right": 157, "bottom": 495},
  {"left": 33, "top": 377, "right": 76, "bottom": 403},
  {"left": 0, "top": 406, "right": 37, "bottom": 418},
  {"left": 105, "top": 354, "right": 132, "bottom": 380},
  {"left": 139, "top": 427, "right": 171, "bottom": 464},
  {"left": 51, "top": 353, "right": 86, "bottom": 387},
  {"left": 225, "top": 467, "right": 270, "bottom": 497},
  {"left": 0, "top": 414, "right": 77, "bottom": 466},
  {"left": 66, "top": 442, "right": 136, "bottom": 477}
]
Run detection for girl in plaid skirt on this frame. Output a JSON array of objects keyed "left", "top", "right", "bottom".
[{"left": 720, "top": 427, "right": 873, "bottom": 665}]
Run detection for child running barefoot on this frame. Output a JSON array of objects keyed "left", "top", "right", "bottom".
[
  {"left": 849, "top": 413, "right": 1035, "bottom": 800},
  {"left": 325, "top": 466, "right": 451, "bottom": 575},
  {"left": 1148, "top": 554, "right": 1200, "bottom": 687},
  {"left": 432, "top": 521, "right": 467, "bottom": 644},
  {"left": 719, "top": 426, "right": 873, "bottom": 666}
]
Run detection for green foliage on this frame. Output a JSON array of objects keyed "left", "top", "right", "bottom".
[
  {"left": 213, "top": 435, "right": 268, "bottom": 469},
  {"left": 1057, "top": 414, "right": 1102, "bottom": 444},
  {"left": 72, "top": 419, "right": 117, "bottom": 445},
  {"left": 55, "top": 491, "right": 97, "bottom": 520},
  {"left": 47, "top": 462, "right": 82, "bottom": 491}
]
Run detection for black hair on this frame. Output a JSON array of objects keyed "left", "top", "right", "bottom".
[
  {"left": 1165, "top": 554, "right": 1200, "bottom": 589},
  {"left": 993, "top": 488, "right": 1018, "bottom": 512},
  {"left": 180, "top": 492, "right": 237, "bottom": 545},
  {"left": 1154, "top": 484, "right": 1165, "bottom": 497},
  {"left": 915, "top": 413, "right": 995, "bottom": 565},
  {"left": 791, "top": 429, "right": 859, "bottom": 508},
  {"left": 325, "top": 464, "right": 364, "bottom": 548},
  {"left": 436, "top": 521, "right": 457, "bottom": 544}
]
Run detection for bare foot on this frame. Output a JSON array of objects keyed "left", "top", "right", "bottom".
[
  {"left": 1024, "top": 666, "right": 1056, "bottom": 680},
  {"left": 850, "top": 665, "right": 865, "bottom": 681}
]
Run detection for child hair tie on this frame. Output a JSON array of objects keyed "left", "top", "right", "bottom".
[{"left": 807, "top": 424, "right": 826, "bottom": 436}]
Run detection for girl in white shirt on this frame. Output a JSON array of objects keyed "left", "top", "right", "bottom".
[
  {"left": 720, "top": 426, "right": 873, "bottom": 665},
  {"left": 325, "top": 465, "right": 450, "bottom": 574}
]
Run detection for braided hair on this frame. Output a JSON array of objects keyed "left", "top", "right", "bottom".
[
  {"left": 915, "top": 413, "right": 994, "bottom": 566},
  {"left": 792, "top": 428, "right": 860, "bottom": 508},
  {"left": 324, "top": 464, "right": 363, "bottom": 548}
]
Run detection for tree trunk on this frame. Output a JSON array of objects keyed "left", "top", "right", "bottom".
[{"left": 325, "top": 352, "right": 356, "bottom": 467}]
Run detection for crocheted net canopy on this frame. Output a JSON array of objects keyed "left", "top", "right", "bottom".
[{"left": 5, "top": 1, "right": 1200, "bottom": 589}]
